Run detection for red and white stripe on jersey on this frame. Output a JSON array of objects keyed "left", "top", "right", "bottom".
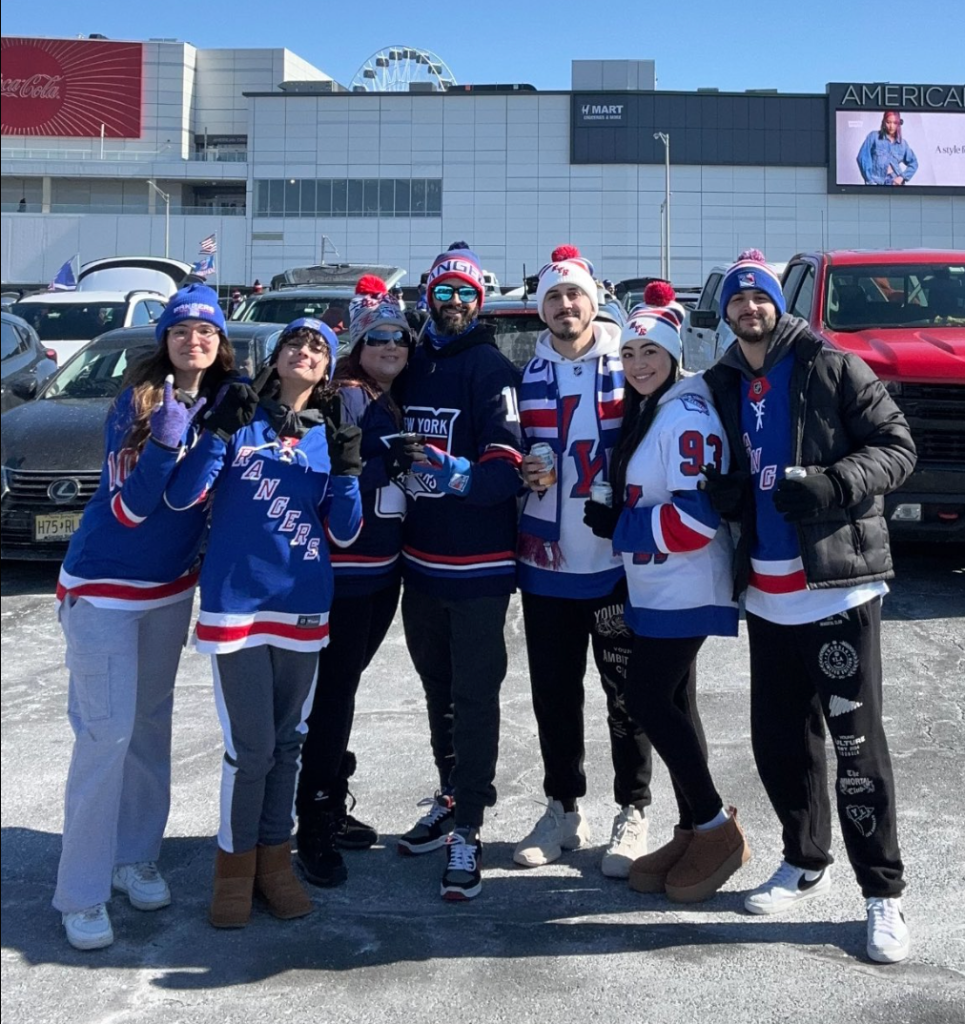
[
  {"left": 195, "top": 609, "right": 331, "bottom": 654},
  {"left": 110, "top": 491, "right": 147, "bottom": 528},
  {"left": 653, "top": 501, "right": 718, "bottom": 553},
  {"left": 56, "top": 566, "right": 198, "bottom": 610},
  {"left": 402, "top": 545, "right": 516, "bottom": 573},
  {"left": 748, "top": 555, "right": 808, "bottom": 594},
  {"left": 479, "top": 443, "right": 523, "bottom": 466},
  {"left": 329, "top": 551, "right": 399, "bottom": 571}
]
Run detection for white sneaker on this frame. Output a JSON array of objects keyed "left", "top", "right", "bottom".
[
  {"left": 601, "top": 806, "right": 648, "bottom": 879},
  {"left": 112, "top": 862, "right": 171, "bottom": 911},
  {"left": 62, "top": 903, "right": 114, "bottom": 950},
  {"left": 744, "top": 860, "right": 832, "bottom": 915},
  {"left": 866, "top": 897, "right": 910, "bottom": 963},
  {"left": 513, "top": 800, "right": 591, "bottom": 867}
]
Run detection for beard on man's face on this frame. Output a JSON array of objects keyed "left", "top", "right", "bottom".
[
  {"left": 429, "top": 300, "right": 476, "bottom": 336},
  {"left": 728, "top": 306, "right": 778, "bottom": 345}
]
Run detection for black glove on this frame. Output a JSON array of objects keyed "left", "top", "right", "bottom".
[
  {"left": 700, "top": 465, "right": 750, "bottom": 520},
  {"left": 583, "top": 499, "right": 621, "bottom": 540},
  {"left": 203, "top": 381, "right": 260, "bottom": 441},
  {"left": 773, "top": 473, "right": 840, "bottom": 522},
  {"left": 382, "top": 436, "right": 414, "bottom": 479},
  {"left": 326, "top": 423, "right": 363, "bottom": 477}
]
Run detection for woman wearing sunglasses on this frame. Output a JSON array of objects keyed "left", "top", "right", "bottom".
[
  {"left": 294, "top": 276, "right": 415, "bottom": 887},
  {"left": 166, "top": 316, "right": 363, "bottom": 929},
  {"left": 53, "top": 284, "right": 238, "bottom": 950}
]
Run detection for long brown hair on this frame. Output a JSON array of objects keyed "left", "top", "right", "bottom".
[
  {"left": 118, "top": 332, "right": 236, "bottom": 452},
  {"left": 329, "top": 338, "right": 409, "bottom": 427}
]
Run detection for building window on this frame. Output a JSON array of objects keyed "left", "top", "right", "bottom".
[{"left": 252, "top": 178, "right": 443, "bottom": 218}]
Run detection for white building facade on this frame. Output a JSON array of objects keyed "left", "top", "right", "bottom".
[{"left": 2, "top": 36, "right": 962, "bottom": 290}]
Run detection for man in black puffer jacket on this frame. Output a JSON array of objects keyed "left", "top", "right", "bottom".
[{"left": 701, "top": 250, "right": 916, "bottom": 965}]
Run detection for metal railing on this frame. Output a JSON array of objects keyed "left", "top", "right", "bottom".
[
  {"left": 1, "top": 203, "right": 246, "bottom": 216},
  {"left": 2, "top": 147, "right": 247, "bottom": 163}
]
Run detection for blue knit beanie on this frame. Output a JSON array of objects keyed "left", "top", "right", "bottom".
[
  {"left": 719, "top": 249, "right": 786, "bottom": 320},
  {"left": 272, "top": 317, "right": 339, "bottom": 381},
  {"left": 155, "top": 283, "right": 226, "bottom": 343}
]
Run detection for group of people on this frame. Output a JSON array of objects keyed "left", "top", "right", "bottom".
[{"left": 52, "top": 241, "right": 916, "bottom": 966}]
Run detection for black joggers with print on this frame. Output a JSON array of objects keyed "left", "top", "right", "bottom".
[
  {"left": 401, "top": 585, "right": 511, "bottom": 830},
  {"left": 747, "top": 597, "right": 905, "bottom": 898},
  {"left": 622, "top": 635, "right": 722, "bottom": 829},
  {"left": 521, "top": 580, "right": 653, "bottom": 810},
  {"left": 296, "top": 579, "right": 401, "bottom": 818}
]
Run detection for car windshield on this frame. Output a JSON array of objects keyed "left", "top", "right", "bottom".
[
  {"left": 235, "top": 297, "right": 349, "bottom": 327},
  {"left": 9, "top": 301, "right": 127, "bottom": 340},
  {"left": 41, "top": 343, "right": 154, "bottom": 399},
  {"left": 478, "top": 313, "right": 543, "bottom": 367},
  {"left": 826, "top": 263, "right": 965, "bottom": 330}
]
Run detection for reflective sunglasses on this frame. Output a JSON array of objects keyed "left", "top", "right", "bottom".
[
  {"left": 363, "top": 330, "right": 412, "bottom": 348},
  {"left": 281, "top": 331, "right": 329, "bottom": 355},
  {"left": 431, "top": 284, "right": 478, "bottom": 304}
]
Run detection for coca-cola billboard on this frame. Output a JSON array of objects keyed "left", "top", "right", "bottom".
[{"left": 1, "top": 37, "right": 142, "bottom": 137}]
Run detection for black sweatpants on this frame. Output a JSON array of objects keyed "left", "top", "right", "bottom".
[
  {"left": 401, "top": 585, "right": 511, "bottom": 830},
  {"left": 521, "top": 581, "right": 653, "bottom": 809},
  {"left": 296, "top": 579, "right": 401, "bottom": 817},
  {"left": 623, "top": 634, "right": 721, "bottom": 829},
  {"left": 747, "top": 597, "right": 905, "bottom": 898}
]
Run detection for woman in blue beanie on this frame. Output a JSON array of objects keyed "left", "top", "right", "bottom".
[{"left": 54, "top": 283, "right": 239, "bottom": 951}]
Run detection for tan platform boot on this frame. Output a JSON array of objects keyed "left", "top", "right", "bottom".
[
  {"left": 628, "top": 827, "right": 693, "bottom": 893},
  {"left": 255, "top": 841, "right": 314, "bottom": 920},
  {"left": 665, "top": 808, "right": 751, "bottom": 903},
  {"left": 209, "top": 847, "right": 257, "bottom": 928}
]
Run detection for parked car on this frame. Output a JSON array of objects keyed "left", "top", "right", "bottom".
[
  {"left": 1, "top": 311, "right": 58, "bottom": 413},
  {"left": 681, "top": 261, "right": 787, "bottom": 371},
  {"left": 229, "top": 286, "right": 355, "bottom": 331},
  {"left": 1, "top": 322, "right": 282, "bottom": 561},
  {"left": 780, "top": 249, "right": 964, "bottom": 539}
]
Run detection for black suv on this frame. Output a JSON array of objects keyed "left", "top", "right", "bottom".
[{"left": 1, "top": 311, "right": 58, "bottom": 413}]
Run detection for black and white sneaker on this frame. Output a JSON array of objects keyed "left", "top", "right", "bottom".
[
  {"left": 398, "top": 792, "right": 456, "bottom": 855},
  {"left": 441, "top": 828, "right": 482, "bottom": 901},
  {"left": 744, "top": 860, "right": 832, "bottom": 915}
]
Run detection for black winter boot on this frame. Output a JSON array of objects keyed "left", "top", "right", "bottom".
[
  {"left": 332, "top": 751, "right": 379, "bottom": 850},
  {"left": 295, "top": 803, "right": 347, "bottom": 887}
]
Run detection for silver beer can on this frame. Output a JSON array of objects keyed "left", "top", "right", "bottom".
[
  {"left": 590, "top": 481, "right": 613, "bottom": 506},
  {"left": 529, "top": 442, "right": 557, "bottom": 487},
  {"left": 784, "top": 466, "right": 807, "bottom": 481}
]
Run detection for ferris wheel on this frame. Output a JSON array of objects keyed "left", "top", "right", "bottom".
[{"left": 349, "top": 47, "right": 456, "bottom": 93}]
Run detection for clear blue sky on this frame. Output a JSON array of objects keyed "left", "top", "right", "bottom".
[{"left": 1, "top": 0, "right": 960, "bottom": 94}]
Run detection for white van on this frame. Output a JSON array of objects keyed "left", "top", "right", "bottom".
[{"left": 8, "top": 257, "right": 192, "bottom": 365}]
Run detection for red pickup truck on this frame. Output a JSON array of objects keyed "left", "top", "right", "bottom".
[{"left": 780, "top": 250, "right": 964, "bottom": 539}]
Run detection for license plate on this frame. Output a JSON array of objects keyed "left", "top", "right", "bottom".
[{"left": 34, "top": 511, "right": 83, "bottom": 542}]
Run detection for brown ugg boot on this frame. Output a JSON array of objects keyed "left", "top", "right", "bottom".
[
  {"left": 628, "top": 827, "right": 693, "bottom": 894},
  {"left": 209, "top": 847, "right": 257, "bottom": 928},
  {"left": 665, "top": 808, "right": 750, "bottom": 903},
  {"left": 255, "top": 841, "right": 314, "bottom": 920}
]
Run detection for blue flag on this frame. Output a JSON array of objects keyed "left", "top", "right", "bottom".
[
  {"left": 48, "top": 255, "right": 79, "bottom": 291},
  {"left": 190, "top": 253, "right": 216, "bottom": 279}
]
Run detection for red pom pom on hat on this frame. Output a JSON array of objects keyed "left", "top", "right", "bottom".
[
  {"left": 738, "top": 248, "right": 767, "bottom": 263},
  {"left": 356, "top": 274, "right": 387, "bottom": 295},
  {"left": 643, "top": 281, "right": 676, "bottom": 306},
  {"left": 551, "top": 244, "right": 580, "bottom": 262}
]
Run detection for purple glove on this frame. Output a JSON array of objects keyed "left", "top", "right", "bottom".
[
  {"left": 150, "top": 376, "right": 207, "bottom": 449},
  {"left": 411, "top": 444, "right": 472, "bottom": 495}
]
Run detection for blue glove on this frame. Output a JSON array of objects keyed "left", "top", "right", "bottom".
[
  {"left": 150, "top": 376, "right": 207, "bottom": 449},
  {"left": 412, "top": 443, "right": 472, "bottom": 495}
]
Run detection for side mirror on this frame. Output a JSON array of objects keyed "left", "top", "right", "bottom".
[
  {"left": 690, "top": 309, "right": 720, "bottom": 331},
  {"left": 11, "top": 376, "right": 38, "bottom": 400}
]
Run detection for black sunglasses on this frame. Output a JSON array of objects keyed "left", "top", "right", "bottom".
[{"left": 363, "top": 330, "right": 412, "bottom": 348}]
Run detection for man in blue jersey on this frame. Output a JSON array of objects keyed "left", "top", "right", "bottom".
[
  {"left": 397, "top": 242, "right": 523, "bottom": 901},
  {"left": 702, "top": 250, "right": 917, "bottom": 964}
]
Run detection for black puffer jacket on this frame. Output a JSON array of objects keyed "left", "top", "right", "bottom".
[{"left": 703, "top": 315, "right": 917, "bottom": 596}]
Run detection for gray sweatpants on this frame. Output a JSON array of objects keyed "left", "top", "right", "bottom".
[
  {"left": 212, "top": 646, "right": 318, "bottom": 853},
  {"left": 54, "top": 594, "right": 192, "bottom": 913}
]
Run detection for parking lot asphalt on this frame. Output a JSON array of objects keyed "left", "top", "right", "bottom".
[{"left": 2, "top": 545, "right": 963, "bottom": 1024}]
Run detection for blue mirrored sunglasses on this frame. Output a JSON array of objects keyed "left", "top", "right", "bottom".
[
  {"left": 431, "top": 284, "right": 479, "bottom": 303},
  {"left": 363, "top": 330, "right": 412, "bottom": 348}
]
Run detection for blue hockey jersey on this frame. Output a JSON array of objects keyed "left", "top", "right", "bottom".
[
  {"left": 166, "top": 410, "right": 362, "bottom": 653},
  {"left": 58, "top": 388, "right": 208, "bottom": 610}
]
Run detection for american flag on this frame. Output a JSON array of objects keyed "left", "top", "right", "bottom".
[{"left": 199, "top": 233, "right": 217, "bottom": 255}]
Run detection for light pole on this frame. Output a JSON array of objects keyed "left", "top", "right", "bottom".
[
  {"left": 653, "top": 132, "right": 670, "bottom": 282},
  {"left": 146, "top": 180, "right": 170, "bottom": 258}
]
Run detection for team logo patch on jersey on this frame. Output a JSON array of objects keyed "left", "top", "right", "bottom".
[
  {"left": 297, "top": 615, "right": 321, "bottom": 628},
  {"left": 845, "top": 805, "right": 877, "bottom": 838},
  {"left": 403, "top": 407, "right": 462, "bottom": 500},
  {"left": 819, "top": 640, "right": 859, "bottom": 679},
  {"left": 747, "top": 376, "right": 770, "bottom": 402},
  {"left": 679, "top": 393, "right": 709, "bottom": 415}
]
